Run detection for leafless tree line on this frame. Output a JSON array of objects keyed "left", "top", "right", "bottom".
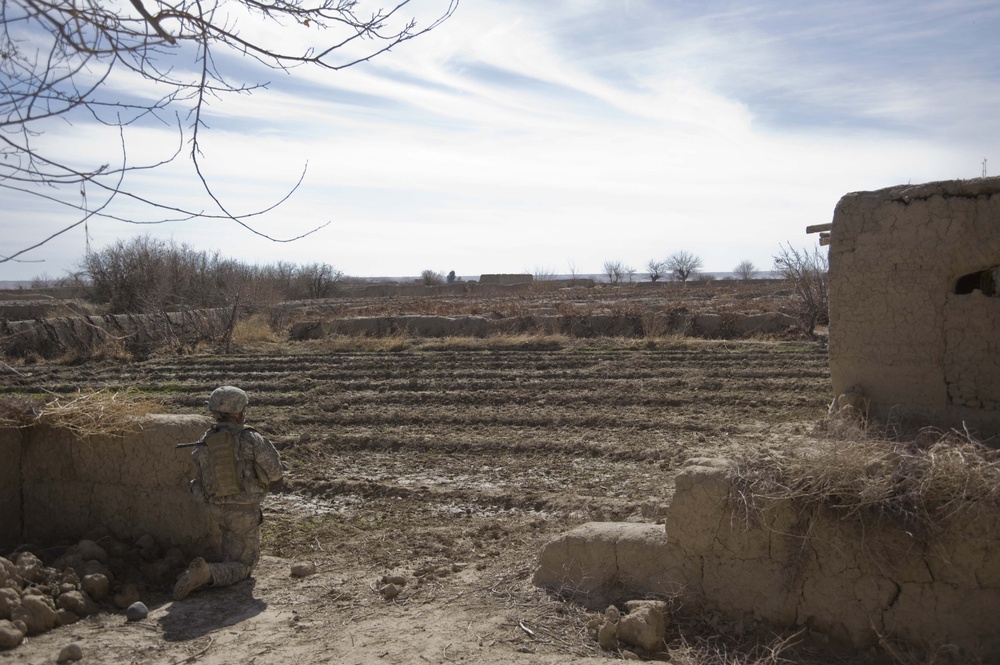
[{"left": 81, "top": 235, "right": 342, "bottom": 313}]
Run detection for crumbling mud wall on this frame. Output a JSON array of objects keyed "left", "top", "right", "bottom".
[
  {"left": 0, "top": 428, "right": 22, "bottom": 552},
  {"left": 0, "top": 309, "right": 231, "bottom": 360},
  {"left": 828, "top": 177, "right": 1000, "bottom": 436},
  {"left": 11, "top": 415, "right": 221, "bottom": 559},
  {"left": 478, "top": 274, "right": 534, "bottom": 285},
  {"left": 534, "top": 458, "right": 1000, "bottom": 657},
  {"left": 288, "top": 312, "right": 797, "bottom": 341}
]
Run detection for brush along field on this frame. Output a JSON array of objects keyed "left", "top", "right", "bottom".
[{"left": 2, "top": 286, "right": 842, "bottom": 664}]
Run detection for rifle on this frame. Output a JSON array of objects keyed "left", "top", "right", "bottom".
[{"left": 176, "top": 439, "right": 206, "bottom": 449}]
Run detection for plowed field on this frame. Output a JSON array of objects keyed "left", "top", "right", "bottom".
[{"left": 4, "top": 331, "right": 839, "bottom": 663}]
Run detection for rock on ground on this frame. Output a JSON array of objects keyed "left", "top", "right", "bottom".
[
  {"left": 57, "top": 642, "right": 83, "bottom": 662},
  {"left": 0, "top": 620, "right": 23, "bottom": 650},
  {"left": 126, "top": 602, "right": 149, "bottom": 622}
]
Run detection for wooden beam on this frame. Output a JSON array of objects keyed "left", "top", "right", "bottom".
[
  {"left": 806, "top": 223, "right": 833, "bottom": 234},
  {"left": 819, "top": 233, "right": 831, "bottom": 246}
]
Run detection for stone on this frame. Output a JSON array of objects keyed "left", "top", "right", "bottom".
[
  {"left": 77, "top": 540, "right": 108, "bottom": 563},
  {"left": 114, "top": 584, "right": 140, "bottom": 610},
  {"left": 125, "top": 602, "right": 148, "bottom": 622},
  {"left": 603, "top": 605, "right": 621, "bottom": 623},
  {"left": 618, "top": 603, "right": 666, "bottom": 651},
  {"left": 105, "top": 540, "right": 132, "bottom": 559},
  {"left": 290, "top": 562, "right": 316, "bottom": 578},
  {"left": 57, "top": 642, "right": 83, "bottom": 662},
  {"left": 56, "top": 591, "right": 89, "bottom": 617},
  {"left": 76, "top": 560, "right": 113, "bottom": 583},
  {"left": 81, "top": 573, "right": 110, "bottom": 601},
  {"left": 0, "top": 620, "right": 23, "bottom": 649},
  {"left": 52, "top": 553, "right": 85, "bottom": 574},
  {"left": 56, "top": 609, "right": 80, "bottom": 626},
  {"left": 0, "top": 588, "right": 19, "bottom": 620},
  {"left": 622, "top": 649, "right": 641, "bottom": 660},
  {"left": 135, "top": 535, "right": 160, "bottom": 561},
  {"left": 15, "top": 553, "right": 44, "bottom": 583},
  {"left": 11, "top": 620, "right": 27, "bottom": 636},
  {"left": 597, "top": 620, "right": 618, "bottom": 650},
  {"left": 382, "top": 575, "right": 407, "bottom": 586},
  {"left": 380, "top": 583, "right": 400, "bottom": 599},
  {"left": 141, "top": 559, "right": 173, "bottom": 586},
  {"left": 16, "top": 595, "right": 58, "bottom": 634},
  {"left": 0, "top": 558, "right": 16, "bottom": 587}
]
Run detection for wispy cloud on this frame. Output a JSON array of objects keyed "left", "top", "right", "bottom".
[{"left": 2, "top": 0, "right": 998, "bottom": 279}]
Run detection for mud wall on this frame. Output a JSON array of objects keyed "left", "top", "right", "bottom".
[
  {"left": 13, "top": 415, "right": 221, "bottom": 558},
  {"left": 534, "top": 458, "right": 1000, "bottom": 657},
  {"left": 479, "top": 274, "right": 534, "bottom": 285},
  {"left": 289, "top": 312, "right": 797, "bottom": 341},
  {"left": 1, "top": 309, "right": 231, "bottom": 360},
  {"left": 0, "top": 428, "right": 22, "bottom": 552},
  {"left": 828, "top": 177, "right": 1000, "bottom": 435}
]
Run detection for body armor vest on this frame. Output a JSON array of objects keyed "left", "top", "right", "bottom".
[{"left": 205, "top": 427, "right": 241, "bottom": 497}]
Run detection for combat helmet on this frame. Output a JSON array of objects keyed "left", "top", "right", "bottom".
[{"left": 207, "top": 386, "right": 249, "bottom": 414}]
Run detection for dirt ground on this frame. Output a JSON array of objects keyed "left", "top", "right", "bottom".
[{"left": 1, "top": 285, "right": 854, "bottom": 664}]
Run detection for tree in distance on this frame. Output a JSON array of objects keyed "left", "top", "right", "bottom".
[
  {"left": 773, "top": 243, "right": 829, "bottom": 337},
  {"left": 1, "top": 0, "right": 458, "bottom": 264},
  {"left": 647, "top": 259, "right": 667, "bottom": 282},
  {"left": 666, "top": 251, "right": 703, "bottom": 282},
  {"left": 421, "top": 270, "right": 445, "bottom": 286},
  {"left": 446, "top": 270, "right": 457, "bottom": 284},
  {"left": 734, "top": 260, "right": 758, "bottom": 281},
  {"left": 603, "top": 260, "right": 633, "bottom": 284}
]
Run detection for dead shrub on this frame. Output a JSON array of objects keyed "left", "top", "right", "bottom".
[
  {"left": 37, "top": 389, "right": 160, "bottom": 436},
  {"left": 0, "top": 389, "right": 160, "bottom": 436},
  {"left": 730, "top": 426, "right": 1000, "bottom": 539},
  {"left": 232, "top": 313, "right": 279, "bottom": 344},
  {"left": 0, "top": 396, "right": 42, "bottom": 428}
]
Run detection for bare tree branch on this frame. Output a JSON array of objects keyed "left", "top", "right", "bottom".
[{"left": 1, "top": 0, "right": 459, "bottom": 262}]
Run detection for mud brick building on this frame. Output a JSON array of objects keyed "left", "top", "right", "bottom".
[{"left": 823, "top": 177, "right": 1000, "bottom": 436}]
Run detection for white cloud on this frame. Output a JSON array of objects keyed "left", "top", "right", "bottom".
[{"left": 3, "top": 0, "right": 999, "bottom": 281}]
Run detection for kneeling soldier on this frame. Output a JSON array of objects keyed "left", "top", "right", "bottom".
[{"left": 174, "top": 385, "right": 283, "bottom": 600}]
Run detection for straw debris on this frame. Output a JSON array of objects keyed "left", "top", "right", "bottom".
[
  {"left": 0, "top": 390, "right": 160, "bottom": 437},
  {"left": 729, "top": 426, "right": 1000, "bottom": 538}
]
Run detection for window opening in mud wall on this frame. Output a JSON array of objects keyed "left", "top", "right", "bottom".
[{"left": 954, "top": 266, "right": 1000, "bottom": 297}]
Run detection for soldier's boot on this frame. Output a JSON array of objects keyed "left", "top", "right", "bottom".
[{"left": 173, "top": 557, "right": 212, "bottom": 601}]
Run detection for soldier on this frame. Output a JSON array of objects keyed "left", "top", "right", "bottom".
[{"left": 173, "top": 386, "right": 283, "bottom": 601}]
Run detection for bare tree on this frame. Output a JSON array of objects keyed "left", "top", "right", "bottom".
[
  {"left": 646, "top": 259, "right": 667, "bottom": 282},
  {"left": 603, "top": 260, "right": 631, "bottom": 284},
  {"left": 297, "top": 262, "right": 342, "bottom": 299},
  {"left": 567, "top": 260, "right": 580, "bottom": 286},
  {"left": 666, "top": 251, "right": 703, "bottom": 282},
  {"left": 1, "top": 0, "right": 458, "bottom": 264},
  {"left": 773, "top": 243, "right": 829, "bottom": 337},
  {"left": 734, "top": 260, "right": 757, "bottom": 281},
  {"left": 421, "top": 269, "right": 444, "bottom": 286}
]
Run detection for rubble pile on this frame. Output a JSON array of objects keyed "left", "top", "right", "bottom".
[
  {"left": 0, "top": 529, "right": 186, "bottom": 650},
  {"left": 588, "top": 600, "right": 669, "bottom": 658}
]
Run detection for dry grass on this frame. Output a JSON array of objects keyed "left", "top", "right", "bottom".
[
  {"left": 730, "top": 420, "right": 1000, "bottom": 538},
  {"left": 232, "top": 313, "right": 280, "bottom": 344},
  {"left": 0, "top": 389, "right": 161, "bottom": 436}
]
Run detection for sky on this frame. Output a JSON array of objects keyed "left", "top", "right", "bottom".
[{"left": 2, "top": 0, "right": 999, "bottom": 281}]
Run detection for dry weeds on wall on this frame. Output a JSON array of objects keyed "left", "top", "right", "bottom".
[
  {"left": 0, "top": 391, "right": 160, "bottom": 437},
  {"left": 728, "top": 422, "right": 1000, "bottom": 539}
]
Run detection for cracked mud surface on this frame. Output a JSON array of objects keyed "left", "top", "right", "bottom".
[{"left": 3, "top": 334, "right": 840, "bottom": 663}]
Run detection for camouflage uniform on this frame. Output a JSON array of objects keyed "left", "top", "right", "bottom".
[{"left": 190, "top": 421, "right": 283, "bottom": 588}]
